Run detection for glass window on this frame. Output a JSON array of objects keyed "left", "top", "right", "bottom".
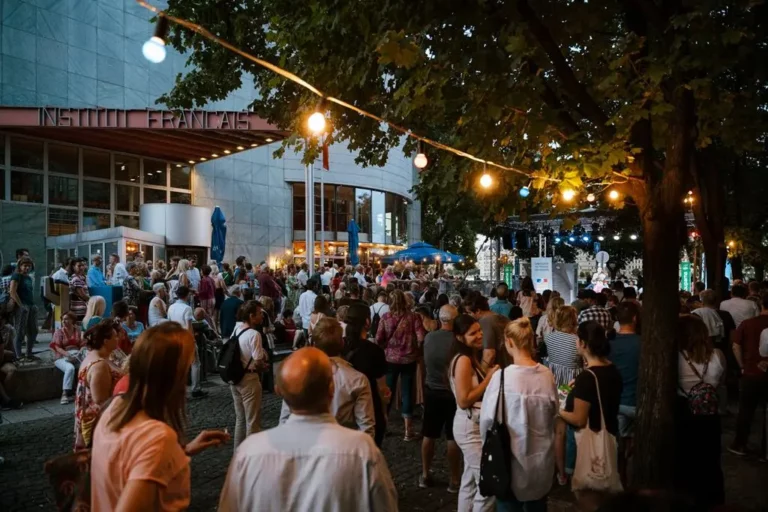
[
  {"left": 48, "top": 208, "right": 79, "bottom": 236},
  {"left": 156, "top": 246, "right": 166, "bottom": 265},
  {"left": 371, "top": 191, "right": 386, "bottom": 244},
  {"left": 293, "top": 183, "right": 306, "bottom": 231},
  {"left": 385, "top": 193, "right": 396, "bottom": 244},
  {"left": 313, "top": 184, "right": 335, "bottom": 233},
  {"left": 170, "top": 191, "right": 191, "bottom": 204},
  {"left": 83, "top": 180, "right": 111, "bottom": 209},
  {"left": 114, "top": 154, "right": 139, "bottom": 182},
  {"left": 115, "top": 184, "right": 140, "bottom": 212},
  {"left": 48, "top": 175, "right": 78, "bottom": 206},
  {"left": 143, "top": 187, "right": 167, "bottom": 204},
  {"left": 171, "top": 164, "right": 191, "bottom": 189},
  {"left": 141, "top": 245, "right": 154, "bottom": 262},
  {"left": 355, "top": 189, "right": 371, "bottom": 234},
  {"left": 48, "top": 144, "right": 79, "bottom": 175},
  {"left": 83, "top": 149, "right": 110, "bottom": 179},
  {"left": 0, "top": 135, "right": 5, "bottom": 164},
  {"left": 105, "top": 241, "right": 118, "bottom": 260},
  {"left": 396, "top": 198, "right": 408, "bottom": 245},
  {"left": 78, "top": 245, "right": 89, "bottom": 259},
  {"left": 0, "top": 169, "right": 5, "bottom": 200},
  {"left": 82, "top": 211, "right": 110, "bottom": 232},
  {"left": 115, "top": 214, "right": 138, "bottom": 229},
  {"left": 144, "top": 159, "right": 167, "bottom": 186},
  {"left": 10, "top": 171, "right": 43, "bottom": 202},
  {"left": 10, "top": 137, "right": 43, "bottom": 169},
  {"left": 336, "top": 186, "right": 354, "bottom": 233}
]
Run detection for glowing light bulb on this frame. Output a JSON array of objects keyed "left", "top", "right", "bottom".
[
  {"left": 308, "top": 112, "right": 326, "bottom": 134},
  {"left": 414, "top": 153, "right": 428, "bottom": 169},
  {"left": 597, "top": 235, "right": 605, "bottom": 241},
  {"left": 142, "top": 36, "right": 166, "bottom": 63},
  {"left": 519, "top": 186, "right": 530, "bottom": 198},
  {"left": 586, "top": 193, "right": 596, "bottom": 202},
  {"left": 609, "top": 190, "right": 620, "bottom": 201},
  {"left": 562, "top": 189, "right": 576, "bottom": 202},
  {"left": 630, "top": 234, "right": 638, "bottom": 240},
  {"left": 480, "top": 173, "right": 493, "bottom": 189},
  {"left": 728, "top": 240, "right": 735, "bottom": 248},
  {"left": 613, "top": 235, "right": 620, "bottom": 241}
]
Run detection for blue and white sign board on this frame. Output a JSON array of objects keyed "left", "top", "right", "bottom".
[{"left": 531, "top": 257, "right": 554, "bottom": 294}]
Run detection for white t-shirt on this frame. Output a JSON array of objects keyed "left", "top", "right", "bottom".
[
  {"left": 148, "top": 296, "right": 167, "bottom": 327},
  {"left": 52, "top": 267, "right": 69, "bottom": 283},
  {"left": 297, "top": 270, "right": 308, "bottom": 287},
  {"left": 692, "top": 307, "right": 724, "bottom": 340},
  {"left": 186, "top": 268, "right": 201, "bottom": 291},
  {"left": 480, "top": 364, "right": 557, "bottom": 502},
  {"left": 354, "top": 272, "right": 367, "bottom": 288},
  {"left": 111, "top": 263, "right": 128, "bottom": 285},
  {"left": 320, "top": 271, "right": 332, "bottom": 286},
  {"left": 370, "top": 302, "right": 390, "bottom": 321},
  {"left": 677, "top": 350, "right": 725, "bottom": 396},
  {"left": 168, "top": 300, "right": 194, "bottom": 329},
  {"left": 720, "top": 297, "right": 759, "bottom": 329},
  {"left": 232, "top": 322, "right": 267, "bottom": 370},
  {"left": 298, "top": 290, "right": 317, "bottom": 329}
]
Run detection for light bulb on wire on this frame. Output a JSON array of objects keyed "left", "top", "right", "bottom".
[
  {"left": 142, "top": 16, "right": 169, "bottom": 63},
  {"left": 519, "top": 185, "right": 530, "bottom": 198},
  {"left": 480, "top": 173, "right": 493, "bottom": 189},
  {"left": 308, "top": 111, "right": 326, "bottom": 134},
  {"left": 586, "top": 193, "right": 596, "bottom": 203},
  {"left": 562, "top": 189, "right": 576, "bottom": 202},
  {"left": 414, "top": 142, "right": 428, "bottom": 169},
  {"left": 608, "top": 189, "right": 620, "bottom": 201}
]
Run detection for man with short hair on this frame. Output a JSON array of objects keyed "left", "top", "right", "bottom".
[
  {"left": 279, "top": 318, "right": 375, "bottom": 437},
  {"left": 577, "top": 289, "right": 614, "bottom": 331},
  {"left": 168, "top": 286, "right": 206, "bottom": 398},
  {"left": 8, "top": 257, "right": 37, "bottom": 361},
  {"left": 320, "top": 266, "right": 333, "bottom": 295},
  {"left": 693, "top": 290, "right": 725, "bottom": 343},
  {"left": 296, "top": 263, "right": 309, "bottom": 288},
  {"left": 220, "top": 286, "right": 244, "bottom": 338},
  {"left": 338, "top": 281, "right": 367, "bottom": 309},
  {"left": 186, "top": 255, "right": 201, "bottom": 291},
  {"left": 51, "top": 259, "right": 70, "bottom": 283},
  {"left": 370, "top": 291, "right": 390, "bottom": 321},
  {"left": 490, "top": 283, "right": 513, "bottom": 317},
  {"left": 729, "top": 292, "right": 768, "bottom": 456},
  {"left": 612, "top": 280, "right": 626, "bottom": 303},
  {"left": 86, "top": 254, "right": 106, "bottom": 288},
  {"left": 219, "top": 347, "right": 397, "bottom": 511},
  {"left": 298, "top": 277, "right": 318, "bottom": 332},
  {"left": 468, "top": 294, "right": 509, "bottom": 368},
  {"left": 721, "top": 283, "right": 759, "bottom": 329},
  {"left": 109, "top": 254, "right": 128, "bottom": 285},
  {"left": 354, "top": 265, "right": 367, "bottom": 288},
  {"left": 420, "top": 305, "right": 461, "bottom": 492}
]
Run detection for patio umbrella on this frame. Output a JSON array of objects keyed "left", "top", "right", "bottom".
[
  {"left": 347, "top": 219, "right": 361, "bottom": 266},
  {"left": 380, "top": 242, "right": 465, "bottom": 265},
  {"left": 210, "top": 206, "right": 227, "bottom": 265}
]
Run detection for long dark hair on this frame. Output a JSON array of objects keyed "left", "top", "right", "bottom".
[
  {"left": 577, "top": 320, "right": 611, "bottom": 358},
  {"left": 449, "top": 314, "right": 482, "bottom": 377},
  {"left": 521, "top": 276, "right": 535, "bottom": 297},
  {"left": 343, "top": 303, "right": 370, "bottom": 355}
]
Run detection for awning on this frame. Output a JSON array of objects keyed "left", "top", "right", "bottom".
[{"left": 0, "top": 107, "right": 288, "bottom": 163}]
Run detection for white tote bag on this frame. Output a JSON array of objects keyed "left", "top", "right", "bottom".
[{"left": 571, "top": 369, "right": 623, "bottom": 493}]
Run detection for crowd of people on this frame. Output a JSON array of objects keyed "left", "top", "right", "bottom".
[{"left": 2, "top": 248, "right": 768, "bottom": 510}]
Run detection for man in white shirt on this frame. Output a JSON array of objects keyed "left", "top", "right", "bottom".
[
  {"left": 186, "top": 255, "right": 202, "bottom": 291},
  {"left": 297, "top": 263, "right": 309, "bottom": 288},
  {"left": 720, "top": 283, "right": 759, "bottom": 329},
  {"left": 167, "top": 286, "right": 206, "bottom": 398},
  {"left": 693, "top": 289, "right": 725, "bottom": 341},
  {"left": 329, "top": 263, "right": 339, "bottom": 280},
  {"left": 354, "top": 265, "right": 367, "bottom": 288},
  {"left": 320, "top": 266, "right": 332, "bottom": 294},
  {"left": 110, "top": 254, "right": 128, "bottom": 286},
  {"left": 298, "top": 282, "right": 318, "bottom": 331},
  {"left": 51, "top": 261, "right": 69, "bottom": 283},
  {"left": 370, "top": 290, "right": 390, "bottom": 321},
  {"left": 218, "top": 347, "right": 397, "bottom": 512},
  {"left": 279, "top": 318, "right": 375, "bottom": 437},
  {"left": 148, "top": 282, "right": 168, "bottom": 327}
]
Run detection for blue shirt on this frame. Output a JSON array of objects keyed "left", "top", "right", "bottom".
[
  {"left": 490, "top": 299, "right": 513, "bottom": 318},
  {"left": 86, "top": 266, "right": 107, "bottom": 288},
  {"left": 122, "top": 321, "right": 145, "bottom": 342},
  {"left": 609, "top": 333, "right": 641, "bottom": 406}
]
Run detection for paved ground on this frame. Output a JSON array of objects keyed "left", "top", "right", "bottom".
[{"left": 1, "top": 382, "right": 767, "bottom": 511}]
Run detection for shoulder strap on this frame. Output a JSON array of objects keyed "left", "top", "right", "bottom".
[
  {"left": 681, "top": 351, "right": 705, "bottom": 382},
  {"left": 495, "top": 368, "right": 506, "bottom": 424},
  {"left": 587, "top": 369, "right": 607, "bottom": 431}
]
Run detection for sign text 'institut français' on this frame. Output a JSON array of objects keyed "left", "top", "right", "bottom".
[{"left": 37, "top": 107, "right": 254, "bottom": 130}]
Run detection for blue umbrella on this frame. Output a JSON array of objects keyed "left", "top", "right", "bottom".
[
  {"left": 347, "top": 220, "right": 361, "bottom": 266},
  {"left": 381, "top": 242, "right": 464, "bottom": 265},
  {"left": 210, "top": 206, "right": 227, "bottom": 265}
]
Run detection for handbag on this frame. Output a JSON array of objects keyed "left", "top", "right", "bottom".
[
  {"left": 478, "top": 369, "right": 515, "bottom": 499},
  {"left": 571, "top": 370, "right": 623, "bottom": 493}
]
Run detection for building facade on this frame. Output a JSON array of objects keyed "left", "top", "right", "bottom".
[{"left": 0, "top": 0, "right": 420, "bottom": 272}]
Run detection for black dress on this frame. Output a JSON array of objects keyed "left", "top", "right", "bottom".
[{"left": 344, "top": 338, "right": 388, "bottom": 447}]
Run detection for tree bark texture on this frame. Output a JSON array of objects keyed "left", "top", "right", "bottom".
[
  {"left": 691, "top": 151, "right": 726, "bottom": 298},
  {"left": 631, "top": 89, "right": 694, "bottom": 488}
]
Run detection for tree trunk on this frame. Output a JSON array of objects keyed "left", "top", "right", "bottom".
[
  {"left": 754, "top": 263, "right": 765, "bottom": 282},
  {"left": 691, "top": 150, "right": 726, "bottom": 298},
  {"left": 731, "top": 255, "right": 744, "bottom": 281},
  {"left": 632, "top": 89, "right": 693, "bottom": 488}
]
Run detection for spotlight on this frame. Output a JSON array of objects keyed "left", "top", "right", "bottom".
[
  {"left": 554, "top": 237, "right": 561, "bottom": 244},
  {"left": 582, "top": 235, "right": 590, "bottom": 242},
  {"left": 568, "top": 236, "right": 576, "bottom": 243},
  {"left": 308, "top": 111, "right": 326, "bottom": 134},
  {"left": 608, "top": 190, "right": 620, "bottom": 201},
  {"left": 142, "top": 16, "right": 169, "bottom": 64},
  {"left": 597, "top": 235, "right": 605, "bottom": 241},
  {"left": 613, "top": 234, "right": 620, "bottom": 241},
  {"left": 586, "top": 193, "right": 596, "bottom": 202},
  {"left": 562, "top": 189, "right": 576, "bottom": 202},
  {"left": 519, "top": 186, "right": 530, "bottom": 198}
]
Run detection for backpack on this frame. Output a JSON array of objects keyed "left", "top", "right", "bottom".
[
  {"left": 217, "top": 327, "right": 253, "bottom": 385},
  {"left": 370, "top": 303, "right": 385, "bottom": 339},
  {"left": 679, "top": 352, "right": 718, "bottom": 415}
]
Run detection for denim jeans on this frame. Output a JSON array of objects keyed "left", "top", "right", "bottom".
[
  {"left": 386, "top": 361, "right": 417, "bottom": 418},
  {"left": 565, "top": 425, "right": 576, "bottom": 474},
  {"left": 497, "top": 496, "right": 547, "bottom": 512},
  {"left": 13, "top": 304, "right": 37, "bottom": 359},
  {"left": 53, "top": 358, "right": 79, "bottom": 392}
]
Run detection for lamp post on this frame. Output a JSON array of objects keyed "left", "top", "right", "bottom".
[{"left": 306, "top": 109, "right": 327, "bottom": 271}]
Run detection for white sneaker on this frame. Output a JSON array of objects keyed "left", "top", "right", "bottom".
[{"left": 60, "top": 393, "right": 70, "bottom": 405}]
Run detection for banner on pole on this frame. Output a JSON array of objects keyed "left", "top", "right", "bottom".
[{"left": 531, "top": 257, "right": 553, "bottom": 294}]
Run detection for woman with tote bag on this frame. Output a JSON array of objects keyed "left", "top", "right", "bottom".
[{"left": 560, "top": 321, "right": 623, "bottom": 504}]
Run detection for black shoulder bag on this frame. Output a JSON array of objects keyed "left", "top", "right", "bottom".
[{"left": 479, "top": 369, "right": 515, "bottom": 499}]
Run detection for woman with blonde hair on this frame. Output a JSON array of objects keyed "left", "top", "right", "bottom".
[
  {"left": 91, "top": 323, "right": 229, "bottom": 509},
  {"left": 543, "top": 304, "right": 582, "bottom": 485},
  {"left": 169, "top": 259, "right": 191, "bottom": 303},
  {"left": 154, "top": 259, "right": 166, "bottom": 279},
  {"left": 537, "top": 296, "right": 565, "bottom": 343},
  {"left": 82, "top": 296, "right": 106, "bottom": 331},
  {"left": 480, "top": 317, "right": 557, "bottom": 510}
]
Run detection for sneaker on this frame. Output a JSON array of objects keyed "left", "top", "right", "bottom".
[
  {"left": 447, "top": 483, "right": 459, "bottom": 494},
  {"left": 403, "top": 431, "right": 420, "bottom": 442},
  {"left": 60, "top": 393, "right": 70, "bottom": 405},
  {"left": 728, "top": 446, "right": 747, "bottom": 456},
  {"left": 191, "top": 390, "right": 209, "bottom": 399},
  {"left": 418, "top": 474, "right": 432, "bottom": 489},
  {"left": 557, "top": 473, "right": 568, "bottom": 486}
]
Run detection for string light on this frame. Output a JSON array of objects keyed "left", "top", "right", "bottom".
[
  {"left": 613, "top": 234, "right": 620, "bottom": 241},
  {"left": 308, "top": 111, "right": 326, "bottom": 134},
  {"left": 597, "top": 235, "right": 605, "bottom": 241},
  {"left": 728, "top": 240, "right": 735, "bottom": 248},
  {"left": 586, "top": 193, "right": 596, "bottom": 202},
  {"left": 519, "top": 185, "right": 531, "bottom": 198},
  {"left": 480, "top": 173, "right": 493, "bottom": 189},
  {"left": 608, "top": 190, "right": 620, "bottom": 201},
  {"left": 630, "top": 234, "right": 638, "bottom": 240},
  {"left": 142, "top": 16, "right": 169, "bottom": 63},
  {"left": 562, "top": 189, "right": 576, "bottom": 202}
]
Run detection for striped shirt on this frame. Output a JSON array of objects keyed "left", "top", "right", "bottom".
[{"left": 543, "top": 330, "right": 583, "bottom": 387}]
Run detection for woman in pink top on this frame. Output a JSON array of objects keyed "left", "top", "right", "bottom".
[{"left": 91, "top": 322, "right": 229, "bottom": 510}]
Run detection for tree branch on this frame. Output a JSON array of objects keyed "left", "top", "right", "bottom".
[
  {"left": 524, "top": 59, "right": 581, "bottom": 136},
  {"left": 516, "top": 0, "right": 614, "bottom": 140}
]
